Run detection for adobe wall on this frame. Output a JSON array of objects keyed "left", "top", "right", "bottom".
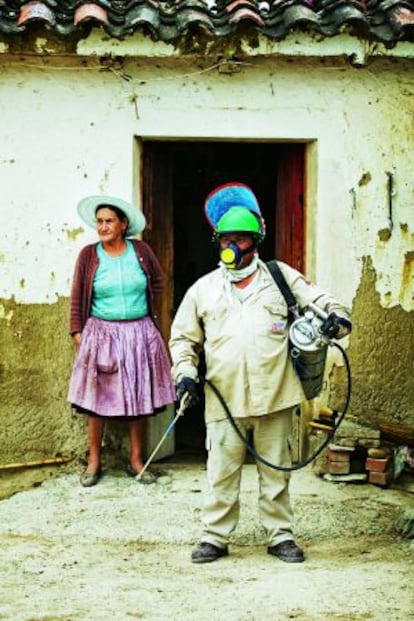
[{"left": 0, "top": 52, "right": 412, "bottom": 464}]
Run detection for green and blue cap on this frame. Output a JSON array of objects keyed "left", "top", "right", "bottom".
[{"left": 204, "top": 182, "right": 265, "bottom": 241}]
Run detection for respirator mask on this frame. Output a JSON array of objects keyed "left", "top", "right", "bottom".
[{"left": 219, "top": 240, "right": 257, "bottom": 269}]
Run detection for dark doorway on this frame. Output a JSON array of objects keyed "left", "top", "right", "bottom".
[{"left": 142, "top": 140, "right": 305, "bottom": 458}]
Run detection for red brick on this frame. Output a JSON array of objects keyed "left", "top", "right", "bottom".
[
  {"left": 328, "top": 461, "right": 350, "bottom": 475},
  {"left": 368, "top": 470, "right": 393, "bottom": 486},
  {"left": 365, "top": 457, "right": 392, "bottom": 472},
  {"left": 328, "top": 449, "right": 351, "bottom": 463}
]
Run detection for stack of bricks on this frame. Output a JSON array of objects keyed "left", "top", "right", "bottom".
[
  {"left": 325, "top": 444, "right": 368, "bottom": 482},
  {"left": 316, "top": 419, "right": 393, "bottom": 485},
  {"left": 327, "top": 445, "right": 354, "bottom": 475},
  {"left": 365, "top": 451, "right": 393, "bottom": 487}
]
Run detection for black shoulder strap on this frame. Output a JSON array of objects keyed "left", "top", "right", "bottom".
[{"left": 266, "top": 260, "right": 299, "bottom": 321}]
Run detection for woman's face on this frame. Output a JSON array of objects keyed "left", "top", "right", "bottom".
[{"left": 95, "top": 207, "right": 127, "bottom": 244}]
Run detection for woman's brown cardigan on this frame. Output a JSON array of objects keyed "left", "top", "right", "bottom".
[{"left": 69, "top": 240, "right": 165, "bottom": 336}]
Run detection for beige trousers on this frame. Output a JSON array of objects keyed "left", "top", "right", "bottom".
[{"left": 201, "top": 408, "right": 295, "bottom": 548}]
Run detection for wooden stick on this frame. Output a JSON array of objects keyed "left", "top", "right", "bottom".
[
  {"left": 0, "top": 456, "right": 73, "bottom": 471},
  {"left": 308, "top": 421, "right": 335, "bottom": 434}
]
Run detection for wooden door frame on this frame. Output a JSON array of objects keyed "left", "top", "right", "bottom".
[
  {"left": 141, "top": 143, "right": 174, "bottom": 344},
  {"left": 275, "top": 143, "right": 305, "bottom": 273}
]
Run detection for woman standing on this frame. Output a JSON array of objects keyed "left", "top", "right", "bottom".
[{"left": 68, "top": 195, "right": 175, "bottom": 486}]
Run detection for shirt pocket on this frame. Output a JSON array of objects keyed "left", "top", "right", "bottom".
[
  {"left": 202, "top": 307, "right": 229, "bottom": 344},
  {"left": 259, "top": 302, "right": 289, "bottom": 338}
]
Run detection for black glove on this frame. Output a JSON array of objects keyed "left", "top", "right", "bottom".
[
  {"left": 175, "top": 377, "right": 200, "bottom": 408},
  {"left": 320, "top": 313, "right": 352, "bottom": 340}
]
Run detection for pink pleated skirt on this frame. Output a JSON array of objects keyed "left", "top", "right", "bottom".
[{"left": 68, "top": 316, "right": 176, "bottom": 417}]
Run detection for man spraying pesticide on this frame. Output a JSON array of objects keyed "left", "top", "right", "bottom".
[{"left": 169, "top": 182, "right": 352, "bottom": 564}]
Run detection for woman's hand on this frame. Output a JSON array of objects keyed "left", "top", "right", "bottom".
[{"left": 73, "top": 333, "right": 82, "bottom": 349}]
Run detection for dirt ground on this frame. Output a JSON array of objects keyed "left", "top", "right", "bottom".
[{"left": 0, "top": 461, "right": 413, "bottom": 621}]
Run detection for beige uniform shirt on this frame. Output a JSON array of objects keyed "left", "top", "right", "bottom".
[{"left": 169, "top": 259, "right": 350, "bottom": 423}]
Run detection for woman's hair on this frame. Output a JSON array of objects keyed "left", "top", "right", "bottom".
[{"left": 95, "top": 205, "right": 129, "bottom": 235}]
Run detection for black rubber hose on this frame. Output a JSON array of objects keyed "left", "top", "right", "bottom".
[{"left": 204, "top": 341, "right": 351, "bottom": 472}]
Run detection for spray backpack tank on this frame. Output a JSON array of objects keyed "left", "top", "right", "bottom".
[
  {"left": 266, "top": 260, "right": 334, "bottom": 401},
  {"left": 289, "top": 303, "right": 330, "bottom": 400}
]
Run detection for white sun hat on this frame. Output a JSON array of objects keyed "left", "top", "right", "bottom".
[{"left": 77, "top": 195, "right": 146, "bottom": 236}]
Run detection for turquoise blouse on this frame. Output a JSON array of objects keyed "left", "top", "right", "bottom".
[{"left": 91, "top": 240, "right": 149, "bottom": 320}]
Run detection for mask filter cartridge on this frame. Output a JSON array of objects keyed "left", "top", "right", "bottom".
[{"left": 220, "top": 243, "right": 241, "bottom": 269}]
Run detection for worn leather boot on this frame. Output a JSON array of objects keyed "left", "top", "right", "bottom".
[
  {"left": 191, "top": 542, "right": 229, "bottom": 564},
  {"left": 267, "top": 540, "right": 304, "bottom": 563}
]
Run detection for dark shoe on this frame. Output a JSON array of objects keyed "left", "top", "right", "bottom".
[
  {"left": 126, "top": 463, "right": 139, "bottom": 477},
  {"left": 80, "top": 468, "right": 101, "bottom": 488},
  {"left": 267, "top": 540, "right": 304, "bottom": 563},
  {"left": 126, "top": 464, "right": 157, "bottom": 485},
  {"left": 191, "top": 542, "right": 228, "bottom": 564}
]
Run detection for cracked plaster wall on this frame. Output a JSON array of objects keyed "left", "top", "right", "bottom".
[
  {"left": 344, "top": 257, "right": 414, "bottom": 428},
  {"left": 0, "top": 54, "right": 413, "bottom": 465}
]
